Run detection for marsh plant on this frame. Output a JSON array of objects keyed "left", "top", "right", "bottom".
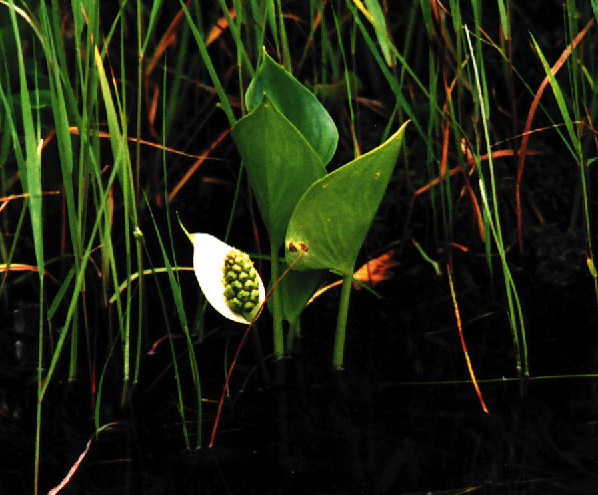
[
  {"left": 229, "top": 50, "right": 409, "bottom": 367},
  {"left": 177, "top": 50, "right": 407, "bottom": 373}
]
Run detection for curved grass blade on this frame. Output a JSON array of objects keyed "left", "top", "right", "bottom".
[
  {"left": 144, "top": 195, "right": 203, "bottom": 448},
  {"left": 179, "top": 0, "right": 236, "bottom": 127}
]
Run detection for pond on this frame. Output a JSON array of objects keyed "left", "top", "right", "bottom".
[{"left": 3, "top": 261, "right": 598, "bottom": 494}]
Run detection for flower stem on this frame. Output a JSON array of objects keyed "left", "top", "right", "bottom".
[
  {"left": 333, "top": 273, "right": 353, "bottom": 369},
  {"left": 271, "top": 243, "right": 284, "bottom": 359}
]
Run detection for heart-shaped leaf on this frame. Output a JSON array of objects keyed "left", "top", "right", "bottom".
[
  {"left": 285, "top": 121, "right": 410, "bottom": 274},
  {"left": 232, "top": 96, "right": 327, "bottom": 248},
  {"left": 246, "top": 49, "right": 338, "bottom": 165}
]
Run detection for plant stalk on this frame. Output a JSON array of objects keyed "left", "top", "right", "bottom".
[
  {"left": 333, "top": 273, "right": 352, "bottom": 369},
  {"left": 271, "top": 243, "right": 284, "bottom": 359}
]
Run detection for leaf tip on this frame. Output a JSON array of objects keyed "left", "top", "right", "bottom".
[{"left": 176, "top": 213, "right": 193, "bottom": 243}]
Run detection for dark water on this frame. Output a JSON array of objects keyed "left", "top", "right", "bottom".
[
  {"left": 1, "top": 232, "right": 597, "bottom": 495},
  {"left": 3, "top": 274, "right": 598, "bottom": 495}
]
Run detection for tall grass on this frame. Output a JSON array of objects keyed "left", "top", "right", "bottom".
[{"left": 0, "top": 1, "right": 597, "bottom": 492}]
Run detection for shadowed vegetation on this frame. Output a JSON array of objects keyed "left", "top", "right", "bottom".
[{"left": 1, "top": 1, "right": 598, "bottom": 493}]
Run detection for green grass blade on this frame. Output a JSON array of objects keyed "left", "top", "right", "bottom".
[
  {"left": 179, "top": 0, "right": 237, "bottom": 126},
  {"left": 40, "top": 154, "right": 122, "bottom": 400},
  {"left": 6, "top": 5, "right": 45, "bottom": 493},
  {"left": 496, "top": 0, "right": 509, "bottom": 39},
  {"left": 136, "top": 237, "right": 192, "bottom": 447},
  {"left": 216, "top": 0, "right": 255, "bottom": 76},
  {"left": 530, "top": 33, "right": 582, "bottom": 160},
  {"left": 145, "top": 194, "right": 203, "bottom": 448},
  {"left": 363, "top": 0, "right": 395, "bottom": 66},
  {"left": 141, "top": 0, "right": 164, "bottom": 54},
  {"left": 47, "top": 266, "right": 76, "bottom": 320},
  {"left": 346, "top": 0, "right": 424, "bottom": 140},
  {"left": 465, "top": 25, "right": 528, "bottom": 377}
]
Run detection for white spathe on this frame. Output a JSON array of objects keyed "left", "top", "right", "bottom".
[{"left": 189, "top": 233, "right": 265, "bottom": 324}]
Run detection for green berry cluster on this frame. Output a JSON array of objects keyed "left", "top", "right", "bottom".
[{"left": 223, "top": 249, "right": 261, "bottom": 321}]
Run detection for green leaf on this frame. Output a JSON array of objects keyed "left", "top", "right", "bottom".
[
  {"left": 246, "top": 48, "right": 338, "bottom": 165},
  {"left": 364, "top": 0, "right": 395, "bottom": 67},
  {"left": 285, "top": 121, "right": 409, "bottom": 275},
  {"left": 232, "top": 96, "right": 327, "bottom": 248},
  {"left": 270, "top": 266, "right": 324, "bottom": 325}
]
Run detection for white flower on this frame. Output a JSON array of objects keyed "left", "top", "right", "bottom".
[{"left": 185, "top": 232, "right": 265, "bottom": 324}]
